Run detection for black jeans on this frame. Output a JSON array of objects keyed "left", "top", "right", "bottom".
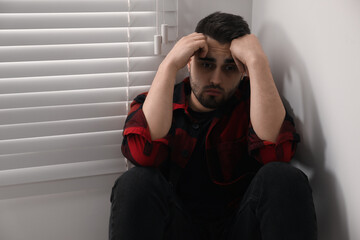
[{"left": 109, "top": 162, "right": 317, "bottom": 240}]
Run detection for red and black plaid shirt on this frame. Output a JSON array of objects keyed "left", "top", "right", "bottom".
[{"left": 122, "top": 77, "right": 300, "bottom": 186}]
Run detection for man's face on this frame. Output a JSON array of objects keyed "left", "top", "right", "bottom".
[{"left": 188, "top": 37, "right": 245, "bottom": 112}]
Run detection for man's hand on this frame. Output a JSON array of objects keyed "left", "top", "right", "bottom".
[
  {"left": 230, "top": 34, "right": 267, "bottom": 74},
  {"left": 163, "top": 32, "right": 208, "bottom": 72}
]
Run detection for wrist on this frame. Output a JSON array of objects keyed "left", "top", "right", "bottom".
[
  {"left": 161, "top": 57, "right": 180, "bottom": 71},
  {"left": 158, "top": 60, "right": 178, "bottom": 78},
  {"left": 245, "top": 53, "right": 269, "bottom": 71}
]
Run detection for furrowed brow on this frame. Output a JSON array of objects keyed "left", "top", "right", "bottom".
[
  {"left": 198, "top": 57, "right": 216, "bottom": 62},
  {"left": 224, "top": 58, "right": 235, "bottom": 64}
]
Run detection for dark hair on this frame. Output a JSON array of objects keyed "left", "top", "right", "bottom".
[{"left": 195, "top": 12, "right": 250, "bottom": 44}]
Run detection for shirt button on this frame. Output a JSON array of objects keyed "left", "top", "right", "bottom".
[
  {"left": 182, "top": 150, "right": 189, "bottom": 158},
  {"left": 192, "top": 123, "right": 200, "bottom": 130}
]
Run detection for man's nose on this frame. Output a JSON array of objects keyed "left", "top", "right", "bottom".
[{"left": 209, "top": 67, "right": 223, "bottom": 85}]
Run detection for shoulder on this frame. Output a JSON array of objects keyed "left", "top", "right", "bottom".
[{"left": 133, "top": 91, "right": 148, "bottom": 104}]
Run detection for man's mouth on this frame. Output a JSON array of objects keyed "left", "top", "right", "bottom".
[{"left": 205, "top": 89, "right": 222, "bottom": 96}]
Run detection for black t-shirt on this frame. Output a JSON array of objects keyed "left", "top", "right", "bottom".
[{"left": 176, "top": 108, "right": 237, "bottom": 222}]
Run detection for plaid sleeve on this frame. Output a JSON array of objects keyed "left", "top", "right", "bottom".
[
  {"left": 247, "top": 112, "right": 300, "bottom": 164},
  {"left": 121, "top": 94, "right": 169, "bottom": 167}
]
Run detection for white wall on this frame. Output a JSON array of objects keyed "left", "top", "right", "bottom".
[
  {"left": 178, "top": 0, "right": 252, "bottom": 36},
  {"left": 0, "top": 174, "right": 119, "bottom": 240},
  {"left": 0, "top": 1, "right": 252, "bottom": 240},
  {"left": 252, "top": 1, "right": 360, "bottom": 239}
]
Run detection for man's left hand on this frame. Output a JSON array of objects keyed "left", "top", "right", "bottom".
[{"left": 230, "top": 34, "right": 268, "bottom": 74}]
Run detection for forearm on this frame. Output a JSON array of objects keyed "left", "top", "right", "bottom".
[
  {"left": 143, "top": 33, "right": 208, "bottom": 140},
  {"left": 248, "top": 57, "right": 285, "bottom": 142},
  {"left": 142, "top": 61, "right": 177, "bottom": 140}
]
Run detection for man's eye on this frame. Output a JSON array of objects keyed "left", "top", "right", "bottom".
[
  {"left": 224, "top": 65, "right": 237, "bottom": 71},
  {"left": 202, "top": 62, "right": 214, "bottom": 69}
]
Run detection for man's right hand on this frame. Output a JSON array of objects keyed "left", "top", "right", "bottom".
[{"left": 162, "top": 33, "right": 208, "bottom": 72}]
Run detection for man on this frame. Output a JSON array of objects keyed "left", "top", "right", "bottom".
[{"left": 109, "top": 12, "right": 317, "bottom": 240}]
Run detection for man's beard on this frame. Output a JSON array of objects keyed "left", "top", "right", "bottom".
[
  {"left": 191, "top": 84, "right": 226, "bottom": 109},
  {"left": 189, "top": 72, "right": 229, "bottom": 109},
  {"left": 189, "top": 70, "right": 241, "bottom": 109}
]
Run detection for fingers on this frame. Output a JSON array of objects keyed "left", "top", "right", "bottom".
[
  {"left": 188, "top": 32, "right": 206, "bottom": 40},
  {"left": 163, "top": 33, "right": 208, "bottom": 71},
  {"left": 198, "top": 39, "right": 208, "bottom": 58},
  {"left": 230, "top": 34, "right": 266, "bottom": 67},
  {"left": 231, "top": 53, "right": 245, "bottom": 72},
  {"left": 187, "top": 33, "right": 208, "bottom": 58},
  {"left": 189, "top": 33, "right": 207, "bottom": 54}
]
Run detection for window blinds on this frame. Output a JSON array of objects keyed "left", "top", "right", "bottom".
[{"left": 0, "top": 0, "right": 177, "bottom": 187}]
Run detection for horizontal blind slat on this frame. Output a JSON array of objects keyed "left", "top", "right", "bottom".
[
  {"left": 130, "top": 0, "right": 156, "bottom": 11},
  {"left": 0, "top": 116, "right": 126, "bottom": 141},
  {"left": 0, "top": 27, "right": 156, "bottom": 46},
  {"left": 0, "top": 102, "right": 127, "bottom": 125},
  {"left": 0, "top": 58, "right": 128, "bottom": 78},
  {"left": 0, "top": 145, "right": 122, "bottom": 170},
  {"left": 0, "top": 131, "right": 123, "bottom": 155},
  {"left": 0, "top": 71, "right": 154, "bottom": 94},
  {"left": 129, "top": 86, "right": 151, "bottom": 100},
  {"left": 129, "top": 71, "right": 156, "bottom": 87},
  {"left": 0, "top": 12, "right": 158, "bottom": 29},
  {"left": 130, "top": 56, "right": 163, "bottom": 71},
  {"left": 0, "top": 0, "right": 135, "bottom": 13},
  {"left": 129, "top": 42, "right": 155, "bottom": 58},
  {"left": 0, "top": 12, "right": 128, "bottom": 29},
  {"left": 0, "top": 0, "right": 157, "bottom": 13},
  {"left": 0, "top": 57, "right": 161, "bottom": 78},
  {"left": 0, "top": 42, "right": 154, "bottom": 62},
  {"left": 0, "top": 43, "right": 129, "bottom": 62},
  {"left": 0, "top": 73, "right": 128, "bottom": 94},
  {"left": 0, "top": 88, "right": 128, "bottom": 109},
  {"left": 0, "top": 158, "right": 126, "bottom": 187}
]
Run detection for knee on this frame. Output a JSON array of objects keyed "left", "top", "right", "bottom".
[
  {"left": 257, "top": 162, "right": 312, "bottom": 196},
  {"left": 111, "top": 167, "right": 169, "bottom": 202},
  {"left": 258, "top": 162, "right": 309, "bottom": 183},
  {"left": 116, "top": 166, "right": 161, "bottom": 185}
]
